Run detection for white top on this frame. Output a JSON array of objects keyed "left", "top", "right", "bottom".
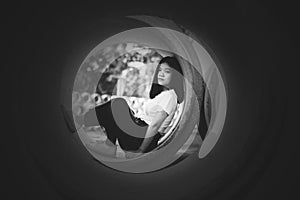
[{"left": 135, "top": 89, "right": 178, "bottom": 133}]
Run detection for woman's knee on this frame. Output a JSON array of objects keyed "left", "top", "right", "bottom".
[
  {"left": 111, "top": 97, "right": 127, "bottom": 107},
  {"left": 111, "top": 98, "right": 129, "bottom": 113}
]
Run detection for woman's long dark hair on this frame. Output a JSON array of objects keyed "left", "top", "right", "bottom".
[{"left": 149, "top": 56, "right": 184, "bottom": 103}]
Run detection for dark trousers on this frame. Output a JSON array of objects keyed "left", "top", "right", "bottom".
[{"left": 84, "top": 98, "right": 162, "bottom": 153}]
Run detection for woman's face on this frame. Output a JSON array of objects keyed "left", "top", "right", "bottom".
[{"left": 157, "top": 63, "right": 172, "bottom": 87}]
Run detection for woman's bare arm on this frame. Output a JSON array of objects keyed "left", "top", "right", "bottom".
[{"left": 138, "top": 110, "right": 168, "bottom": 152}]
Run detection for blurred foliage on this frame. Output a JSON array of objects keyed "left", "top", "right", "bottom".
[
  {"left": 97, "top": 47, "right": 162, "bottom": 97},
  {"left": 72, "top": 43, "right": 162, "bottom": 117}
]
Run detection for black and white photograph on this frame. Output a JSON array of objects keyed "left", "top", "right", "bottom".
[{"left": 8, "top": 1, "right": 299, "bottom": 200}]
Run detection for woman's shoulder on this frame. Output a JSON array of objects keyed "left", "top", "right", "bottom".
[
  {"left": 158, "top": 89, "right": 177, "bottom": 101},
  {"left": 162, "top": 89, "right": 177, "bottom": 97}
]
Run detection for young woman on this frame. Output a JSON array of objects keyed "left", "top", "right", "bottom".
[{"left": 84, "top": 56, "right": 184, "bottom": 155}]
